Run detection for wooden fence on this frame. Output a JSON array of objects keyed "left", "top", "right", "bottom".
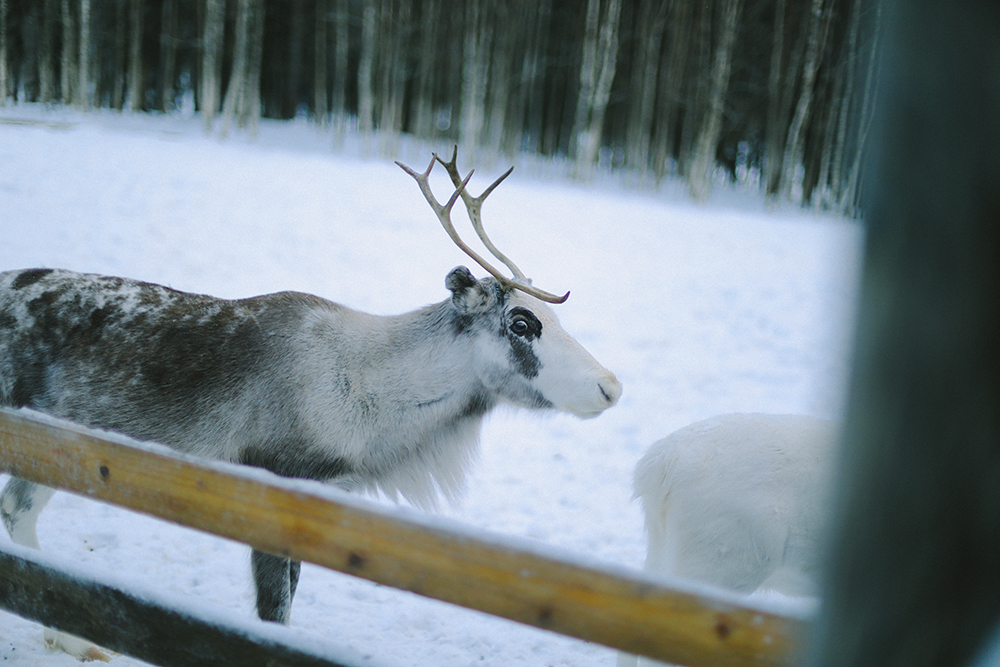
[{"left": 0, "top": 408, "right": 806, "bottom": 667}]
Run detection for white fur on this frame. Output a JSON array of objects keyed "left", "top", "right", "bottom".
[{"left": 619, "top": 413, "right": 838, "bottom": 667}]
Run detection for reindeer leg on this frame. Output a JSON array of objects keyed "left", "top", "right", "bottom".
[
  {"left": 251, "top": 549, "right": 299, "bottom": 624},
  {"left": 1, "top": 478, "right": 112, "bottom": 662}
]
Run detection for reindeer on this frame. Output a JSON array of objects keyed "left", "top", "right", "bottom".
[
  {"left": 0, "top": 150, "right": 621, "bottom": 661},
  {"left": 618, "top": 413, "right": 837, "bottom": 667}
]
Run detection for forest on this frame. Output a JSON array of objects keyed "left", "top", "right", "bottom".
[{"left": 0, "top": 0, "right": 879, "bottom": 213}]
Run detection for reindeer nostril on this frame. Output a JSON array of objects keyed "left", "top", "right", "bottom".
[{"left": 599, "top": 384, "right": 612, "bottom": 403}]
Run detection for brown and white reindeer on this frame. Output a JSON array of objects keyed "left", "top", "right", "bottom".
[{"left": 0, "top": 150, "right": 621, "bottom": 660}]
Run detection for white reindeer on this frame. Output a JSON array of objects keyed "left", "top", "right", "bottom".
[
  {"left": 0, "top": 150, "right": 621, "bottom": 661},
  {"left": 619, "top": 413, "right": 837, "bottom": 667}
]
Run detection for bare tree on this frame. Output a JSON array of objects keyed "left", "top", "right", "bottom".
[
  {"left": 38, "top": 0, "right": 56, "bottom": 103},
  {"left": 838, "top": 2, "right": 881, "bottom": 215},
  {"left": 625, "top": 0, "right": 668, "bottom": 174},
  {"left": 159, "top": 0, "right": 177, "bottom": 112},
  {"left": 571, "top": 0, "right": 623, "bottom": 178},
  {"left": 411, "top": 0, "right": 439, "bottom": 140},
  {"left": 780, "top": 0, "right": 834, "bottom": 201},
  {"left": 61, "top": 0, "right": 77, "bottom": 104},
  {"left": 78, "top": 0, "right": 92, "bottom": 109},
  {"left": 331, "top": 0, "right": 350, "bottom": 140},
  {"left": 687, "top": 0, "right": 745, "bottom": 201},
  {"left": 356, "top": 0, "right": 376, "bottom": 138},
  {"left": 220, "top": 0, "right": 265, "bottom": 136},
  {"left": 201, "top": 0, "right": 225, "bottom": 131},
  {"left": 652, "top": 0, "right": 690, "bottom": 182},
  {"left": 112, "top": 0, "right": 126, "bottom": 109},
  {"left": 459, "top": 0, "right": 491, "bottom": 160},
  {"left": 127, "top": 0, "right": 143, "bottom": 110},
  {"left": 314, "top": 0, "right": 328, "bottom": 124},
  {"left": 0, "top": 0, "right": 8, "bottom": 106}
]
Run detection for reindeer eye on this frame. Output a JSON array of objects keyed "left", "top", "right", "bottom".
[
  {"left": 508, "top": 308, "right": 542, "bottom": 339},
  {"left": 511, "top": 319, "right": 530, "bottom": 336}
]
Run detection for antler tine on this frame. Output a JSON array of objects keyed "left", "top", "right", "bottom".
[
  {"left": 395, "top": 157, "right": 519, "bottom": 290},
  {"left": 435, "top": 146, "right": 525, "bottom": 281},
  {"left": 433, "top": 148, "right": 570, "bottom": 304},
  {"left": 396, "top": 153, "right": 570, "bottom": 304}
]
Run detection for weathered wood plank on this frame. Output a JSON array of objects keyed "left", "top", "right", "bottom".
[
  {"left": 0, "top": 541, "right": 354, "bottom": 667},
  {"left": 0, "top": 408, "right": 806, "bottom": 667}
]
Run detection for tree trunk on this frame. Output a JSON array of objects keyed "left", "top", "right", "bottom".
[
  {"left": 78, "top": 0, "right": 91, "bottom": 109},
  {"left": 38, "top": 0, "right": 55, "bottom": 103},
  {"left": 314, "top": 0, "right": 328, "bottom": 124},
  {"left": 652, "top": 0, "right": 688, "bottom": 182},
  {"left": 219, "top": 0, "right": 250, "bottom": 136},
  {"left": 486, "top": 0, "right": 512, "bottom": 155},
  {"left": 201, "top": 0, "right": 225, "bottom": 132},
  {"left": 356, "top": 0, "right": 376, "bottom": 137},
  {"left": 625, "top": 0, "right": 667, "bottom": 173},
  {"left": 61, "top": 0, "right": 77, "bottom": 103},
  {"left": 519, "top": 0, "right": 551, "bottom": 156},
  {"left": 838, "top": 3, "right": 881, "bottom": 216},
  {"left": 829, "top": 0, "right": 862, "bottom": 207},
  {"left": 459, "top": 0, "right": 491, "bottom": 161},
  {"left": 687, "top": 0, "right": 744, "bottom": 201},
  {"left": 112, "top": 0, "right": 126, "bottom": 109},
  {"left": 412, "top": 0, "right": 438, "bottom": 140},
  {"left": 0, "top": 0, "right": 8, "bottom": 106},
  {"left": 127, "top": 0, "right": 143, "bottom": 111},
  {"left": 246, "top": 0, "right": 264, "bottom": 134},
  {"left": 378, "top": 0, "right": 410, "bottom": 153},
  {"left": 331, "top": 0, "right": 349, "bottom": 140},
  {"left": 159, "top": 0, "right": 177, "bottom": 112},
  {"left": 764, "top": 0, "right": 787, "bottom": 194},
  {"left": 571, "top": 0, "right": 623, "bottom": 178},
  {"left": 780, "top": 0, "right": 833, "bottom": 201}
]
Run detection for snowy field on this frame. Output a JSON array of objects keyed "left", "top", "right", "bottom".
[{"left": 0, "top": 106, "right": 863, "bottom": 667}]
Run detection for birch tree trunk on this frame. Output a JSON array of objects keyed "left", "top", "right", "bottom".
[
  {"left": 127, "top": 0, "right": 143, "bottom": 110},
  {"left": 625, "top": 0, "right": 668, "bottom": 173},
  {"left": 0, "top": 0, "right": 9, "bottom": 105},
  {"left": 356, "top": 0, "right": 376, "bottom": 138},
  {"left": 38, "top": 0, "right": 55, "bottom": 103},
  {"left": 780, "top": 0, "right": 833, "bottom": 201},
  {"left": 61, "top": 0, "right": 77, "bottom": 103},
  {"left": 78, "top": 0, "right": 91, "bottom": 109},
  {"left": 687, "top": 0, "right": 744, "bottom": 201},
  {"left": 571, "top": 0, "right": 623, "bottom": 179},
  {"left": 220, "top": 0, "right": 264, "bottom": 136},
  {"left": 519, "top": 0, "right": 551, "bottom": 156},
  {"left": 201, "top": 0, "right": 225, "bottom": 132},
  {"left": 829, "top": 0, "right": 862, "bottom": 206},
  {"left": 459, "top": 0, "right": 491, "bottom": 161},
  {"left": 412, "top": 0, "right": 438, "bottom": 140},
  {"left": 159, "top": 0, "right": 177, "bottom": 112},
  {"left": 378, "top": 0, "right": 409, "bottom": 151},
  {"left": 764, "top": 0, "right": 788, "bottom": 194},
  {"left": 219, "top": 0, "right": 250, "bottom": 136},
  {"left": 112, "top": 0, "right": 126, "bottom": 109},
  {"left": 331, "top": 0, "right": 349, "bottom": 140},
  {"left": 314, "top": 0, "right": 328, "bottom": 124},
  {"left": 838, "top": 3, "right": 881, "bottom": 216},
  {"left": 652, "top": 0, "right": 689, "bottom": 182}
]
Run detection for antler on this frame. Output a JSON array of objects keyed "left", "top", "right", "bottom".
[{"left": 395, "top": 150, "right": 570, "bottom": 304}]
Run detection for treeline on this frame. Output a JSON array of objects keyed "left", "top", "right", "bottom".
[{"left": 0, "top": 0, "right": 879, "bottom": 212}]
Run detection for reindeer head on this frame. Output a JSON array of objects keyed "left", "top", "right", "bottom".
[{"left": 398, "top": 150, "right": 621, "bottom": 419}]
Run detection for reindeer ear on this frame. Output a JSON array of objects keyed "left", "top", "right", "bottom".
[{"left": 446, "top": 266, "right": 493, "bottom": 314}]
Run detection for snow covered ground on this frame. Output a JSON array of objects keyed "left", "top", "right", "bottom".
[{"left": 0, "top": 106, "right": 863, "bottom": 666}]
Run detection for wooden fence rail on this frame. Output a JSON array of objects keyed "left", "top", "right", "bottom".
[{"left": 0, "top": 408, "right": 806, "bottom": 667}]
